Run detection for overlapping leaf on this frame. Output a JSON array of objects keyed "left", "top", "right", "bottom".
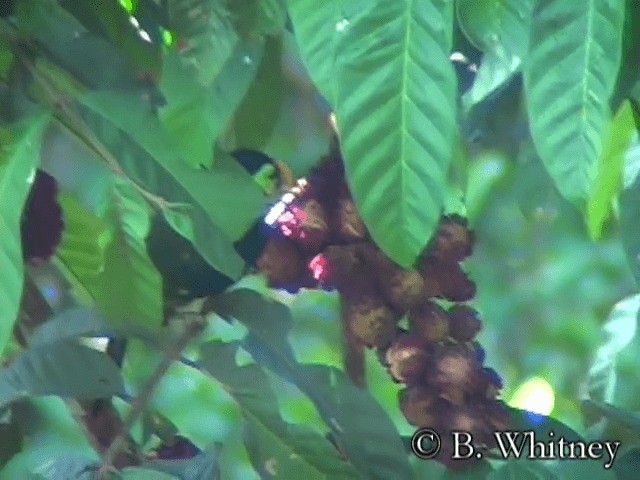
[
  {"left": 524, "top": 0, "right": 625, "bottom": 202},
  {"left": 214, "top": 289, "right": 412, "bottom": 479},
  {"left": 0, "top": 114, "right": 50, "bottom": 357},
  {"left": 330, "top": 0, "right": 457, "bottom": 267},
  {"left": 167, "top": 0, "right": 238, "bottom": 85},
  {"left": 200, "top": 342, "right": 360, "bottom": 480},
  {"left": 457, "top": 0, "right": 533, "bottom": 109},
  {"left": 586, "top": 101, "right": 637, "bottom": 239},
  {"left": 0, "top": 341, "right": 124, "bottom": 409},
  {"left": 160, "top": 38, "right": 265, "bottom": 168},
  {"left": 585, "top": 294, "right": 640, "bottom": 404},
  {"left": 620, "top": 138, "right": 640, "bottom": 285},
  {"left": 80, "top": 91, "right": 266, "bottom": 243}
]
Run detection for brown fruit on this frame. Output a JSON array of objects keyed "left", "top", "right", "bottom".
[
  {"left": 409, "top": 301, "right": 450, "bottom": 342},
  {"left": 419, "top": 258, "right": 476, "bottom": 302},
  {"left": 426, "top": 214, "right": 474, "bottom": 262},
  {"left": 323, "top": 244, "right": 375, "bottom": 296},
  {"left": 448, "top": 305, "right": 482, "bottom": 342},
  {"left": 431, "top": 344, "right": 480, "bottom": 404},
  {"left": 345, "top": 295, "right": 398, "bottom": 348},
  {"left": 369, "top": 249, "right": 427, "bottom": 311},
  {"left": 398, "top": 386, "right": 442, "bottom": 427},
  {"left": 334, "top": 197, "right": 368, "bottom": 242},
  {"left": 256, "top": 237, "right": 307, "bottom": 289},
  {"left": 296, "top": 199, "right": 329, "bottom": 253},
  {"left": 386, "top": 334, "right": 430, "bottom": 384}
]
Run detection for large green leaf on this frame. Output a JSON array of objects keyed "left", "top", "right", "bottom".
[
  {"left": 159, "top": 37, "right": 265, "bottom": 169},
  {"left": 0, "top": 114, "right": 50, "bottom": 357},
  {"left": 0, "top": 340, "right": 124, "bottom": 409},
  {"left": 586, "top": 294, "right": 640, "bottom": 405},
  {"left": 457, "top": 0, "right": 533, "bottom": 109},
  {"left": 79, "top": 91, "right": 266, "bottom": 243},
  {"left": 56, "top": 193, "right": 112, "bottom": 278},
  {"left": 523, "top": 0, "right": 625, "bottom": 203},
  {"left": 230, "top": 36, "right": 285, "bottom": 152},
  {"left": 167, "top": 0, "right": 239, "bottom": 85},
  {"left": 214, "top": 289, "right": 412, "bottom": 480},
  {"left": 332, "top": 0, "right": 457, "bottom": 267},
  {"left": 199, "top": 342, "right": 360, "bottom": 480},
  {"left": 70, "top": 180, "right": 163, "bottom": 328},
  {"left": 586, "top": 101, "right": 637, "bottom": 239},
  {"left": 58, "top": 0, "right": 162, "bottom": 75},
  {"left": 284, "top": 0, "right": 345, "bottom": 104},
  {"left": 0, "top": 398, "right": 98, "bottom": 480}
]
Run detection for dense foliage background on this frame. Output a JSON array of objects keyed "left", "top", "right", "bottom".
[{"left": 0, "top": 0, "right": 640, "bottom": 479}]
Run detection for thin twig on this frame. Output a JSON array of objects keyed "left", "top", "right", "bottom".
[{"left": 96, "top": 319, "right": 205, "bottom": 478}]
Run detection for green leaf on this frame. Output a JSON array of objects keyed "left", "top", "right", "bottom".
[
  {"left": 56, "top": 193, "right": 112, "bottom": 278},
  {"left": 0, "top": 114, "right": 50, "bottom": 357},
  {"left": 255, "top": 0, "right": 288, "bottom": 35},
  {"left": 587, "top": 101, "right": 637, "bottom": 238},
  {"left": 230, "top": 36, "right": 285, "bottom": 151},
  {"left": 620, "top": 140, "right": 640, "bottom": 285},
  {"left": 27, "top": 306, "right": 113, "bottom": 347},
  {"left": 457, "top": 0, "right": 533, "bottom": 110},
  {"left": 214, "top": 289, "right": 412, "bottom": 480},
  {"left": 523, "top": 0, "right": 625, "bottom": 202},
  {"left": 79, "top": 91, "right": 267, "bottom": 242},
  {"left": 586, "top": 294, "right": 640, "bottom": 404},
  {"left": 285, "top": 0, "right": 344, "bottom": 103},
  {"left": 167, "top": 0, "right": 239, "bottom": 85},
  {"left": 0, "top": 341, "right": 124, "bottom": 409},
  {"left": 581, "top": 399, "right": 640, "bottom": 433},
  {"left": 199, "top": 342, "right": 360, "bottom": 480},
  {"left": 487, "top": 461, "right": 556, "bottom": 480},
  {"left": 120, "top": 467, "right": 180, "bottom": 480},
  {"left": 0, "top": 398, "right": 98, "bottom": 479},
  {"left": 613, "top": 447, "right": 640, "bottom": 480},
  {"left": 332, "top": 0, "right": 457, "bottom": 267},
  {"left": 334, "top": 0, "right": 456, "bottom": 267},
  {"left": 29, "top": 455, "right": 97, "bottom": 480},
  {"left": 141, "top": 450, "right": 221, "bottom": 480},
  {"left": 159, "top": 36, "right": 264, "bottom": 169},
  {"left": 77, "top": 180, "right": 163, "bottom": 327},
  {"left": 58, "top": 0, "right": 162, "bottom": 75}
]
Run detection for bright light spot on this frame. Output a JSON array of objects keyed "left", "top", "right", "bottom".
[
  {"left": 265, "top": 201, "right": 286, "bottom": 225},
  {"left": 242, "top": 55, "right": 252, "bottom": 65},
  {"left": 282, "top": 193, "right": 295, "bottom": 204},
  {"left": 335, "top": 19, "right": 350, "bottom": 32},
  {"left": 138, "top": 29, "right": 152, "bottom": 43},
  {"left": 119, "top": 0, "right": 134, "bottom": 12},
  {"left": 128, "top": 16, "right": 140, "bottom": 29},
  {"left": 308, "top": 254, "right": 328, "bottom": 281},
  {"left": 162, "top": 29, "right": 174, "bottom": 46},
  {"left": 450, "top": 51, "right": 467, "bottom": 63},
  {"left": 26, "top": 168, "right": 36, "bottom": 185},
  {"left": 80, "top": 337, "right": 110, "bottom": 352},
  {"left": 508, "top": 376, "right": 555, "bottom": 416}
]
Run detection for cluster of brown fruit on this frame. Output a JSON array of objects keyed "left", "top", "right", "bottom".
[{"left": 256, "top": 152, "right": 509, "bottom": 470}]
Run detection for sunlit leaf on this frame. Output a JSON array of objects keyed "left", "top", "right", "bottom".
[
  {"left": 524, "top": 0, "right": 625, "bottom": 202},
  {"left": 56, "top": 193, "right": 112, "bottom": 278},
  {"left": 0, "top": 114, "right": 50, "bottom": 357},
  {"left": 587, "top": 101, "right": 637, "bottom": 239},
  {"left": 620, "top": 140, "right": 640, "bottom": 285},
  {"left": 586, "top": 294, "right": 640, "bottom": 404}
]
